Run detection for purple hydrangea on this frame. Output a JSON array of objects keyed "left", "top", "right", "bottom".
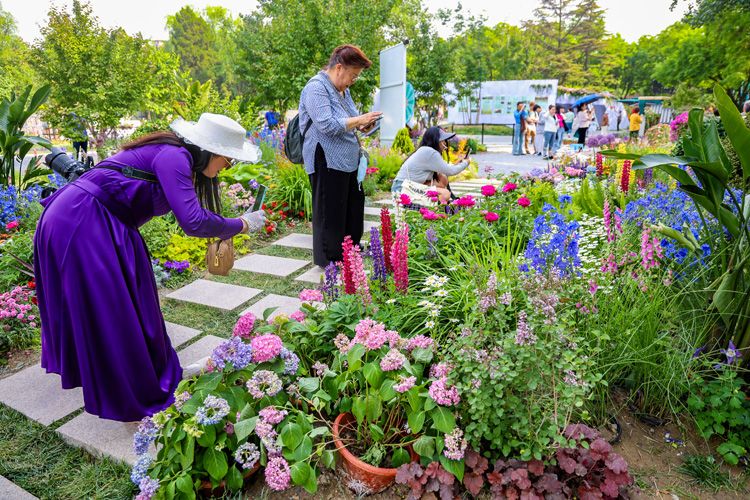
[
  {"left": 246, "top": 370, "right": 282, "bottom": 399},
  {"left": 234, "top": 442, "right": 260, "bottom": 470},
  {"left": 265, "top": 456, "right": 291, "bottom": 491},
  {"left": 130, "top": 454, "right": 153, "bottom": 485},
  {"left": 133, "top": 417, "right": 158, "bottom": 455},
  {"left": 210, "top": 337, "right": 254, "bottom": 371},
  {"left": 280, "top": 347, "right": 299, "bottom": 375},
  {"left": 195, "top": 395, "right": 230, "bottom": 425}
]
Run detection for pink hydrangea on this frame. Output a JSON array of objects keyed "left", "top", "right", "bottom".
[
  {"left": 484, "top": 211, "right": 499, "bottom": 222},
  {"left": 399, "top": 193, "right": 412, "bottom": 205},
  {"left": 428, "top": 376, "right": 460, "bottom": 406},
  {"left": 406, "top": 335, "right": 434, "bottom": 351},
  {"left": 380, "top": 349, "right": 407, "bottom": 371},
  {"left": 481, "top": 185, "right": 497, "bottom": 197},
  {"left": 289, "top": 310, "right": 306, "bottom": 322},
  {"left": 265, "top": 456, "right": 291, "bottom": 491},
  {"left": 233, "top": 312, "right": 256, "bottom": 339},
  {"left": 429, "top": 362, "right": 452, "bottom": 378},
  {"left": 251, "top": 334, "right": 283, "bottom": 363},
  {"left": 259, "top": 406, "right": 288, "bottom": 425},
  {"left": 517, "top": 196, "right": 531, "bottom": 207},
  {"left": 454, "top": 195, "right": 476, "bottom": 208},
  {"left": 394, "top": 375, "right": 417, "bottom": 393},
  {"left": 298, "top": 289, "right": 323, "bottom": 303},
  {"left": 502, "top": 182, "right": 517, "bottom": 193},
  {"left": 352, "top": 318, "right": 398, "bottom": 350}
]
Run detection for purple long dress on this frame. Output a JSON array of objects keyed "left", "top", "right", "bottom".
[{"left": 34, "top": 144, "right": 243, "bottom": 422}]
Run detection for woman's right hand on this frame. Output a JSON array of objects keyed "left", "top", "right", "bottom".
[
  {"left": 357, "top": 112, "right": 382, "bottom": 129},
  {"left": 240, "top": 209, "right": 266, "bottom": 233}
]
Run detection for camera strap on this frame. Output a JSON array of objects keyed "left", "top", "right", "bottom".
[{"left": 96, "top": 160, "right": 158, "bottom": 183}]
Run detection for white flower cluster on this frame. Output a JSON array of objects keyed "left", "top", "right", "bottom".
[{"left": 577, "top": 214, "right": 607, "bottom": 274}]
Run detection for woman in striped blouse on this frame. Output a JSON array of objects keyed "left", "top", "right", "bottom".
[{"left": 298, "top": 45, "right": 382, "bottom": 267}]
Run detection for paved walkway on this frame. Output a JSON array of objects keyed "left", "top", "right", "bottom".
[{"left": 469, "top": 137, "right": 548, "bottom": 177}]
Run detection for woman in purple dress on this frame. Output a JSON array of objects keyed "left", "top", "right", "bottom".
[{"left": 34, "top": 113, "right": 266, "bottom": 422}]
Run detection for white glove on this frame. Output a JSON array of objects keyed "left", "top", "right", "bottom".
[{"left": 241, "top": 209, "right": 266, "bottom": 233}]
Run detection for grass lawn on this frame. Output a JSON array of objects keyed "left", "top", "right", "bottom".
[{"left": 451, "top": 124, "right": 513, "bottom": 136}]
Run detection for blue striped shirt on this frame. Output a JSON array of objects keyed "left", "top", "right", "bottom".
[{"left": 299, "top": 71, "right": 360, "bottom": 174}]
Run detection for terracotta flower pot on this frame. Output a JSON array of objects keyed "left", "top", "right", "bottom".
[
  {"left": 199, "top": 462, "right": 260, "bottom": 497},
  {"left": 332, "top": 412, "right": 418, "bottom": 495}
]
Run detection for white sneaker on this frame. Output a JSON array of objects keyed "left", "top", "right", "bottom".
[{"left": 182, "top": 356, "right": 210, "bottom": 379}]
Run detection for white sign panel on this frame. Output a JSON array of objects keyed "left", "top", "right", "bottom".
[
  {"left": 379, "top": 43, "right": 407, "bottom": 147},
  {"left": 446, "top": 80, "right": 558, "bottom": 125}
]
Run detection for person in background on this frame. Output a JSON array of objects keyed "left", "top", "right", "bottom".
[
  {"left": 629, "top": 107, "right": 642, "bottom": 141},
  {"left": 742, "top": 100, "right": 750, "bottom": 117},
  {"left": 554, "top": 106, "right": 567, "bottom": 151},
  {"left": 542, "top": 104, "right": 559, "bottom": 159},
  {"left": 534, "top": 104, "right": 545, "bottom": 156},
  {"left": 391, "top": 127, "right": 469, "bottom": 204},
  {"left": 512, "top": 102, "right": 527, "bottom": 156},
  {"left": 71, "top": 113, "right": 88, "bottom": 161},
  {"left": 564, "top": 107, "right": 575, "bottom": 138},
  {"left": 298, "top": 44, "right": 381, "bottom": 267},
  {"left": 576, "top": 103, "right": 594, "bottom": 145},
  {"left": 600, "top": 110, "right": 609, "bottom": 135},
  {"left": 524, "top": 103, "right": 539, "bottom": 154}
]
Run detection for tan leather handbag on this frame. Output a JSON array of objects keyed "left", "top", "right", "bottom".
[{"left": 206, "top": 238, "right": 234, "bottom": 276}]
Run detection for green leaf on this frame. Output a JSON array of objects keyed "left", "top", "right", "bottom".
[
  {"left": 322, "top": 449, "right": 336, "bottom": 468},
  {"left": 380, "top": 379, "right": 397, "bottom": 400},
  {"left": 290, "top": 461, "right": 311, "bottom": 486},
  {"left": 226, "top": 464, "right": 244, "bottom": 491},
  {"left": 411, "top": 347, "right": 433, "bottom": 364},
  {"left": 439, "top": 455, "right": 465, "bottom": 482},
  {"left": 407, "top": 387, "right": 422, "bottom": 413},
  {"left": 413, "top": 435, "right": 435, "bottom": 458},
  {"left": 298, "top": 377, "right": 319, "bottom": 394},
  {"left": 365, "top": 395, "right": 382, "bottom": 421},
  {"left": 352, "top": 396, "right": 366, "bottom": 423},
  {"left": 363, "top": 361, "right": 384, "bottom": 389},
  {"left": 285, "top": 436, "right": 313, "bottom": 462},
  {"left": 180, "top": 436, "right": 195, "bottom": 469},
  {"left": 309, "top": 426, "right": 330, "bottom": 439},
  {"left": 714, "top": 84, "right": 750, "bottom": 181},
  {"left": 262, "top": 306, "right": 279, "bottom": 320},
  {"left": 279, "top": 422, "right": 304, "bottom": 450},
  {"left": 347, "top": 343, "right": 366, "bottom": 371},
  {"left": 193, "top": 372, "right": 222, "bottom": 392},
  {"left": 407, "top": 411, "right": 425, "bottom": 434},
  {"left": 392, "top": 447, "right": 410, "bottom": 468},
  {"left": 431, "top": 407, "right": 455, "bottom": 434},
  {"left": 176, "top": 474, "right": 193, "bottom": 494},
  {"left": 234, "top": 417, "right": 258, "bottom": 442},
  {"left": 369, "top": 423, "right": 385, "bottom": 442},
  {"left": 196, "top": 425, "right": 216, "bottom": 447},
  {"left": 203, "top": 447, "right": 228, "bottom": 481}
]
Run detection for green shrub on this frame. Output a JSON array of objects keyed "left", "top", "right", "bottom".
[
  {"left": 0, "top": 231, "right": 35, "bottom": 290},
  {"left": 391, "top": 127, "right": 414, "bottom": 155},
  {"left": 370, "top": 149, "right": 404, "bottom": 191},
  {"left": 267, "top": 161, "right": 312, "bottom": 220}
]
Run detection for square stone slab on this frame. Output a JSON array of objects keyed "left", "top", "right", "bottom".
[
  {"left": 234, "top": 254, "right": 310, "bottom": 277},
  {"left": 295, "top": 266, "right": 325, "bottom": 284},
  {"left": 177, "top": 335, "right": 227, "bottom": 366},
  {"left": 272, "top": 233, "right": 313, "bottom": 250},
  {"left": 0, "top": 364, "right": 83, "bottom": 425},
  {"left": 364, "top": 206, "right": 381, "bottom": 216},
  {"left": 0, "top": 476, "right": 38, "bottom": 500},
  {"left": 374, "top": 198, "right": 394, "bottom": 205},
  {"left": 57, "top": 412, "right": 143, "bottom": 466},
  {"left": 166, "top": 279, "right": 261, "bottom": 310},
  {"left": 241, "top": 294, "right": 302, "bottom": 321},
  {"left": 165, "top": 322, "right": 201, "bottom": 348}
]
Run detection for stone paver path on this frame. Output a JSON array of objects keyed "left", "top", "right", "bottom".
[
  {"left": 234, "top": 254, "right": 310, "bottom": 277},
  {"left": 166, "top": 279, "right": 261, "bottom": 310},
  {"left": 176, "top": 335, "right": 226, "bottom": 366},
  {"left": 363, "top": 220, "right": 380, "bottom": 233},
  {"left": 295, "top": 266, "right": 325, "bottom": 284},
  {"left": 241, "top": 294, "right": 302, "bottom": 321},
  {"left": 272, "top": 233, "right": 313, "bottom": 250},
  {"left": 57, "top": 412, "right": 144, "bottom": 466},
  {"left": 364, "top": 207, "right": 381, "bottom": 216},
  {"left": 0, "top": 365, "right": 84, "bottom": 425},
  {"left": 373, "top": 198, "right": 394, "bottom": 205},
  {"left": 165, "top": 321, "right": 201, "bottom": 348},
  {"left": 0, "top": 476, "right": 38, "bottom": 500}
]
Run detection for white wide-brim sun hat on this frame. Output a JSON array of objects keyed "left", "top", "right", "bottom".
[{"left": 170, "top": 113, "right": 261, "bottom": 163}]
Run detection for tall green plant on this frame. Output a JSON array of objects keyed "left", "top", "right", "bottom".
[
  {"left": 0, "top": 85, "right": 52, "bottom": 190},
  {"left": 603, "top": 84, "right": 750, "bottom": 353}
]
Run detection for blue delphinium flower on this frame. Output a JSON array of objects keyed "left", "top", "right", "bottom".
[
  {"left": 425, "top": 227, "right": 438, "bottom": 258},
  {"left": 558, "top": 194, "right": 572, "bottom": 206},
  {"left": 321, "top": 261, "right": 340, "bottom": 301},
  {"left": 195, "top": 395, "right": 230, "bottom": 425},
  {"left": 720, "top": 340, "right": 742, "bottom": 366},
  {"left": 369, "top": 226, "right": 387, "bottom": 281},
  {"left": 521, "top": 204, "right": 580, "bottom": 276}
]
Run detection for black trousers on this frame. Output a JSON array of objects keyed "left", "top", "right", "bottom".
[
  {"left": 577, "top": 127, "right": 588, "bottom": 144},
  {"left": 309, "top": 144, "right": 364, "bottom": 267}
]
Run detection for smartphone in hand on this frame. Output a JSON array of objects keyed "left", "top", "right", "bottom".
[{"left": 252, "top": 184, "right": 267, "bottom": 212}]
